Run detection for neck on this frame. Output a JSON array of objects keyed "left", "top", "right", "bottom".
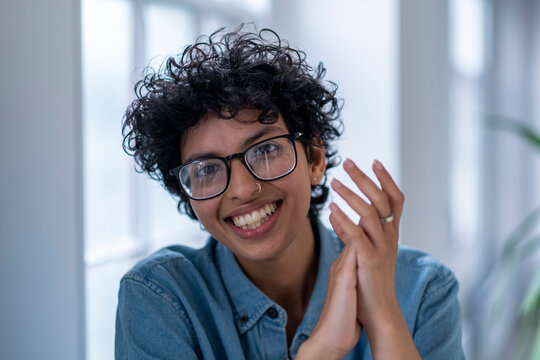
[{"left": 239, "top": 217, "right": 319, "bottom": 311}]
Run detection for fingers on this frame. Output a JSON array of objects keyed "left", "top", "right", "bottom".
[
  {"left": 331, "top": 238, "right": 358, "bottom": 281},
  {"left": 329, "top": 202, "right": 371, "bottom": 253},
  {"left": 329, "top": 212, "right": 349, "bottom": 244},
  {"left": 327, "top": 158, "right": 403, "bottom": 341},
  {"left": 308, "top": 236, "right": 363, "bottom": 357},
  {"left": 330, "top": 178, "right": 384, "bottom": 242},
  {"left": 330, "top": 158, "right": 404, "bottom": 246},
  {"left": 372, "top": 159, "right": 405, "bottom": 235},
  {"left": 343, "top": 159, "right": 393, "bottom": 221}
]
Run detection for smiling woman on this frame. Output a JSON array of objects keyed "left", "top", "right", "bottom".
[{"left": 116, "top": 25, "right": 465, "bottom": 359}]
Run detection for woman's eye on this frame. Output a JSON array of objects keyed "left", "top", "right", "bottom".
[
  {"left": 253, "top": 142, "right": 280, "bottom": 156},
  {"left": 195, "top": 164, "right": 221, "bottom": 179}
]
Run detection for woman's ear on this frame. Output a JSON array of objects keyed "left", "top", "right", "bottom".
[{"left": 308, "top": 138, "right": 326, "bottom": 185}]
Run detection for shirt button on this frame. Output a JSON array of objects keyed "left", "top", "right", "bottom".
[
  {"left": 266, "top": 307, "right": 279, "bottom": 319},
  {"left": 239, "top": 314, "right": 249, "bottom": 324}
]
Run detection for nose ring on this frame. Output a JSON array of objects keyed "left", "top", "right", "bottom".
[{"left": 255, "top": 182, "right": 262, "bottom": 193}]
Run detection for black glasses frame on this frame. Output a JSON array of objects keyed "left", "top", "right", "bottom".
[{"left": 170, "top": 132, "right": 303, "bottom": 200}]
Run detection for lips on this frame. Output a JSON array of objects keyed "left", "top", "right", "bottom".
[{"left": 231, "top": 202, "right": 277, "bottom": 230}]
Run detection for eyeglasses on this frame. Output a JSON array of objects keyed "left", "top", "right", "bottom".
[{"left": 170, "top": 133, "right": 302, "bottom": 200}]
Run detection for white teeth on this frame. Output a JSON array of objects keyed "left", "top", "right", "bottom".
[
  {"left": 238, "top": 216, "right": 246, "bottom": 227},
  {"left": 232, "top": 202, "right": 278, "bottom": 229},
  {"left": 252, "top": 211, "right": 261, "bottom": 222}
]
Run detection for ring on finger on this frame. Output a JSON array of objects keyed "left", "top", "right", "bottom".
[{"left": 380, "top": 213, "right": 394, "bottom": 224}]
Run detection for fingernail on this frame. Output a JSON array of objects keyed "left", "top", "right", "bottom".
[
  {"left": 344, "top": 158, "right": 354, "bottom": 170},
  {"left": 329, "top": 202, "right": 338, "bottom": 212},
  {"left": 373, "top": 159, "right": 384, "bottom": 171},
  {"left": 331, "top": 178, "right": 343, "bottom": 188}
]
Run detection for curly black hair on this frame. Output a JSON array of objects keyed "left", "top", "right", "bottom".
[{"left": 122, "top": 24, "right": 343, "bottom": 221}]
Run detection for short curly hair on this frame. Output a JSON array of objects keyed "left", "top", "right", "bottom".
[{"left": 122, "top": 24, "right": 343, "bottom": 221}]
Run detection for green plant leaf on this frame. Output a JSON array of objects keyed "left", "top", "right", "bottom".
[
  {"left": 491, "top": 259, "right": 518, "bottom": 322},
  {"left": 533, "top": 326, "right": 540, "bottom": 360},
  {"left": 502, "top": 206, "right": 540, "bottom": 258},
  {"left": 516, "top": 235, "right": 540, "bottom": 261},
  {"left": 521, "top": 267, "right": 540, "bottom": 319},
  {"left": 486, "top": 114, "right": 540, "bottom": 150},
  {"left": 486, "top": 113, "right": 540, "bottom": 359}
]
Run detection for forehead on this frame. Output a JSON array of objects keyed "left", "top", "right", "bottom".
[{"left": 180, "top": 110, "right": 289, "bottom": 162}]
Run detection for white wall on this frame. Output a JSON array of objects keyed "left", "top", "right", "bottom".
[
  {"left": 0, "top": 0, "right": 85, "bottom": 359},
  {"left": 399, "top": 0, "right": 453, "bottom": 261}
]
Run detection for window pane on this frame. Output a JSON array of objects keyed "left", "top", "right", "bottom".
[
  {"left": 449, "top": 0, "right": 485, "bottom": 77},
  {"left": 82, "top": 0, "right": 133, "bottom": 250},
  {"left": 213, "top": 0, "right": 270, "bottom": 15},
  {"left": 449, "top": 0, "right": 485, "bottom": 246},
  {"left": 145, "top": 181, "right": 205, "bottom": 251},
  {"left": 143, "top": 3, "right": 203, "bottom": 250},
  {"left": 86, "top": 258, "right": 139, "bottom": 360},
  {"left": 144, "top": 3, "right": 197, "bottom": 70},
  {"left": 200, "top": 14, "right": 230, "bottom": 36},
  {"left": 240, "top": 0, "right": 271, "bottom": 15}
]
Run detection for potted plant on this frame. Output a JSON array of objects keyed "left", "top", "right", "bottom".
[{"left": 490, "top": 116, "right": 540, "bottom": 359}]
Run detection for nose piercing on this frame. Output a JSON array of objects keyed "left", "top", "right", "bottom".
[{"left": 255, "top": 182, "right": 262, "bottom": 193}]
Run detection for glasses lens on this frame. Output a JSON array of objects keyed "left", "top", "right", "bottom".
[
  {"left": 179, "top": 159, "right": 227, "bottom": 199},
  {"left": 245, "top": 136, "right": 296, "bottom": 180}
]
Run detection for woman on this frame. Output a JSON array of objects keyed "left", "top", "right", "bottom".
[{"left": 116, "top": 26, "right": 464, "bottom": 359}]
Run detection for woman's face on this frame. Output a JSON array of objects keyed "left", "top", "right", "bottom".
[{"left": 181, "top": 109, "right": 325, "bottom": 264}]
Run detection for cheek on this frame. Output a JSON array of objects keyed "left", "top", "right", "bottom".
[
  {"left": 190, "top": 199, "right": 219, "bottom": 228},
  {"left": 285, "top": 163, "right": 314, "bottom": 210},
  {"left": 300, "top": 174, "right": 314, "bottom": 207}
]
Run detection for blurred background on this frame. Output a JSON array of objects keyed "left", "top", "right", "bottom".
[{"left": 2, "top": 0, "right": 540, "bottom": 359}]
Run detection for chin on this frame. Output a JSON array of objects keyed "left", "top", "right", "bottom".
[{"left": 233, "top": 236, "right": 293, "bottom": 263}]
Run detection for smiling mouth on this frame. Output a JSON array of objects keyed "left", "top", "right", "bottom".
[{"left": 230, "top": 202, "right": 278, "bottom": 230}]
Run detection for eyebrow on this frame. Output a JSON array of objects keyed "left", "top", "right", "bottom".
[
  {"left": 241, "top": 126, "right": 282, "bottom": 149},
  {"left": 183, "top": 126, "right": 284, "bottom": 163}
]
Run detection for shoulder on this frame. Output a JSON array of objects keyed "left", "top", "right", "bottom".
[
  {"left": 395, "top": 245, "right": 458, "bottom": 294},
  {"left": 116, "top": 240, "right": 220, "bottom": 359},
  {"left": 123, "top": 239, "right": 216, "bottom": 281},
  {"left": 395, "top": 247, "right": 464, "bottom": 358},
  {"left": 119, "top": 238, "right": 222, "bottom": 307},
  {"left": 394, "top": 245, "right": 461, "bottom": 332}
]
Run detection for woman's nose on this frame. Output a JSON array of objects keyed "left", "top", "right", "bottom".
[{"left": 226, "top": 159, "right": 260, "bottom": 200}]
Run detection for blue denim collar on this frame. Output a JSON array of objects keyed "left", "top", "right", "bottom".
[
  {"left": 215, "top": 242, "right": 278, "bottom": 334},
  {"left": 215, "top": 220, "right": 343, "bottom": 337}
]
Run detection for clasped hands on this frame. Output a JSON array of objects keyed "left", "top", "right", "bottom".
[{"left": 297, "top": 158, "right": 419, "bottom": 360}]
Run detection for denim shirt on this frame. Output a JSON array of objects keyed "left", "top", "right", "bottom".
[{"left": 115, "top": 221, "right": 465, "bottom": 359}]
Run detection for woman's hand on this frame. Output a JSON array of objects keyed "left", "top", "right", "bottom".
[
  {"left": 297, "top": 158, "right": 405, "bottom": 359},
  {"left": 328, "top": 158, "right": 420, "bottom": 360},
  {"left": 329, "top": 158, "right": 403, "bottom": 329},
  {"left": 297, "top": 241, "right": 363, "bottom": 359}
]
